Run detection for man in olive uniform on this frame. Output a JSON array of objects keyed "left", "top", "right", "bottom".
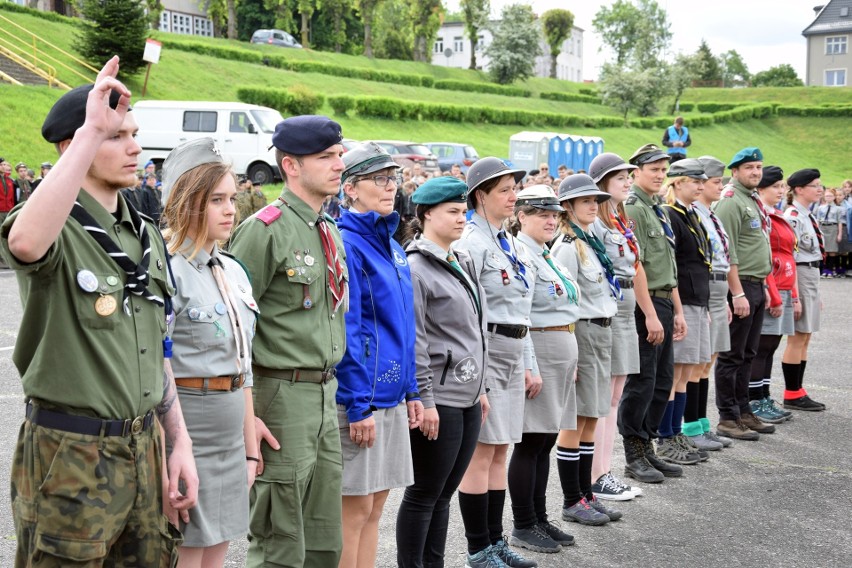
[
  {"left": 0, "top": 57, "right": 197, "bottom": 566},
  {"left": 235, "top": 177, "right": 256, "bottom": 223},
  {"left": 229, "top": 115, "right": 348, "bottom": 568},
  {"left": 619, "top": 143, "right": 688, "bottom": 483},
  {"left": 712, "top": 147, "right": 775, "bottom": 440}
]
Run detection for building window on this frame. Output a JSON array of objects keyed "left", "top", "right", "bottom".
[
  {"left": 434, "top": 37, "right": 444, "bottom": 54},
  {"left": 825, "top": 69, "right": 847, "bottom": 86},
  {"left": 159, "top": 11, "right": 171, "bottom": 32},
  {"left": 476, "top": 35, "right": 485, "bottom": 51},
  {"left": 171, "top": 13, "right": 192, "bottom": 35},
  {"left": 193, "top": 17, "right": 213, "bottom": 37},
  {"left": 826, "top": 36, "right": 847, "bottom": 55},
  {"left": 454, "top": 37, "right": 464, "bottom": 52},
  {"left": 577, "top": 38, "right": 582, "bottom": 58}
]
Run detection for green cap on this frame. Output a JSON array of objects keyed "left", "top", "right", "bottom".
[
  {"left": 728, "top": 147, "right": 763, "bottom": 169},
  {"left": 411, "top": 176, "right": 469, "bottom": 205}
]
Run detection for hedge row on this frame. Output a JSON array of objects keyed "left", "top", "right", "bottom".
[
  {"left": 237, "top": 86, "right": 325, "bottom": 115},
  {"left": 0, "top": 1, "right": 77, "bottom": 24},
  {"left": 629, "top": 104, "right": 776, "bottom": 129},
  {"left": 433, "top": 79, "right": 531, "bottom": 97},
  {"left": 776, "top": 105, "right": 852, "bottom": 117},
  {"left": 539, "top": 91, "right": 601, "bottom": 104},
  {"left": 327, "top": 94, "right": 623, "bottom": 128},
  {"left": 694, "top": 102, "right": 747, "bottom": 113}
]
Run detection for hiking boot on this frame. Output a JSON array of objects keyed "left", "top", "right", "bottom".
[
  {"left": 466, "top": 545, "right": 509, "bottom": 568},
  {"left": 766, "top": 398, "right": 793, "bottom": 419},
  {"left": 562, "top": 498, "right": 610, "bottom": 526},
  {"left": 717, "top": 419, "right": 759, "bottom": 441},
  {"left": 656, "top": 437, "right": 701, "bottom": 465},
  {"left": 643, "top": 439, "right": 684, "bottom": 477},
  {"left": 623, "top": 437, "right": 664, "bottom": 483},
  {"left": 509, "top": 524, "right": 560, "bottom": 554},
  {"left": 751, "top": 399, "right": 785, "bottom": 424},
  {"left": 704, "top": 430, "right": 733, "bottom": 447},
  {"left": 492, "top": 538, "right": 538, "bottom": 567},
  {"left": 588, "top": 496, "right": 623, "bottom": 521},
  {"left": 592, "top": 472, "right": 634, "bottom": 501},
  {"left": 741, "top": 413, "right": 776, "bottom": 434},
  {"left": 536, "top": 520, "right": 574, "bottom": 547},
  {"left": 674, "top": 433, "right": 708, "bottom": 462},
  {"left": 688, "top": 433, "right": 724, "bottom": 451}
]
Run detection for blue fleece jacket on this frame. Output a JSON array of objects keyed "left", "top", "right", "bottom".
[{"left": 336, "top": 208, "right": 418, "bottom": 423}]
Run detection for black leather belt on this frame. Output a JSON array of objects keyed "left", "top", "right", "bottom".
[
  {"left": 796, "top": 261, "right": 820, "bottom": 268},
  {"left": 740, "top": 275, "right": 764, "bottom": 283},
  {"left": 487, "top": 323, "right": 529, "bottom": 339},
  {"left": 710, "top": 272, "right": 728, "bottom": 282},
  {"left": 820, "top": 223, "right": 837, "bottom": 226},
  {"left": 648, "top": 289, "right": 673, "bottom": 300},
  {"left": 252, "top": 365, "right": 337, "bottom": 384},
  {"left": 580, "top": 317, "right": 612, "bottom": 328},
  {"left": 616, "top": 278, "right": 634, "bottom": 289},
  {"left": 25, "top": 402, "right": 155, "bottom": 437}
]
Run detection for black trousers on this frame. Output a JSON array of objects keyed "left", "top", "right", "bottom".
[
  {"left": 715, "top": 280, "right": 766, "bottom": 421},
  {"left": 396, "top": 403, "right": 482, "bottom": 568},
  {"left": 618, "top": 296, "right": 674, "bottom": 440}
]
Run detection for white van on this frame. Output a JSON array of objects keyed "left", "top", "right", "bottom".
[{"left": 133, "top": 100, "right": 284, "bottom": 185}]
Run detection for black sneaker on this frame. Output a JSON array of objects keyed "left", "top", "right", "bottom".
[
  {"left": 492, "top": 538, "right": 538, "bottom": 567},
  {"left": 465, "top": 545, "right": 508, "bottom": 568},
  {"left": 588, "top": 496, "right": 623, "bottom": 521},
  {"left": 509, "top": 524, "right": 560, "bottom": 553},
  {"left": 784, "top": 396, "right": 825, "bottom": 411},
  {"left": 536, "top": 520, "right": 574, "bottom": 546}
]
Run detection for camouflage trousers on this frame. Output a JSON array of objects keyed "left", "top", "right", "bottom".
[{"left": 11, "top": 418, "right": 182, "bottom": 567}]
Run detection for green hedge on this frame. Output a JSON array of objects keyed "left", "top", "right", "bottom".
[
  {"left": 695, "top": 102, "right": 746, "bottom": 113},
  {"left": 433, "top": 80, "right": 531, "bottom": 97},
  {"left": 236, "top": 86, "right": 325, "bottom": 115},
  {"left": 0, "top": 1, "right": 78, "bottom": 24},
  {"left": 539, "top": 91, "right": 601, "bottom": 104},
  {"left": 776, "top": 104, "right": 852, "bottom": 117},
  {"left": 675, "top": 102, "right": 695, "bottom": 112},
  {"left": 627, "top": 104, "right": 776, "bottom": 129},
  {"left": 328, "top": 94, "right": 356, "bottom": 115}
]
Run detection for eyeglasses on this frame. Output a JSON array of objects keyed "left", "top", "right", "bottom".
[
  {"left": 804, "top": 183, "right": 823, "bottom": 189},
  {"left": 358, "top": 174, "right": 401, "bottom": 187}
]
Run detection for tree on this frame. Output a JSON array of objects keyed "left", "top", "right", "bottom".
[
  {"left": 669, "top": 53, "right": 701, "bottom": 112},
  {"left": 237, "top": 0, "right": 276, "bottom": 41},
  {"left": 410, "top": 0, "right": 443, "bottom": 62},
  {"left": 592, "top": 0, "right": 671, "bottom": 70},
  {"left": 356, "top": 0, "right": 383, "bottom": 58},
  {"left": 75, "top": 0, "right": 148, "bottom": 76},
  {"left": 143, "top": 0, "right": 164, "bottom": 30},
  {"left": 540, "top": 9, "right": 574, "bottom": 79},
  {"left": 599, "top": 62, "right": 666, "bottom": 121},
  {"left": 719, "top": 49, "right": 750, "bottom": 87},
  {"left": 297, "top": 0, "right": 315, "bottom": 47},
  {"left": 752, "top": 64, "right": 803, "bottom": 87},
  {"left": 313, "top": 0, "right": 359, "bottom": 53},
  {"left": 460, "top": 0, "right": 489, "bottom": 70},
  {"left": 693, "top": 39, "right": 722, "bottom": 85},
  {"left": 485, "top": 4, "right": 542, "bottom": 84},
  {"left": 372, "top": 0, "right": 413, "bottom": 59},
  {"left": 265, "top": 0, "right": 297, "bottom": 39}
]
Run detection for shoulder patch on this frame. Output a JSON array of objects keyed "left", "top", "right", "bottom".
[
  {"left": 625, "top": 194, "right": 638, "bottom": 205},
  {"left": 788, "top": 208, "right": 799, "bottom": 217},
  {"left": 256, "top": 205, "right": 282, "bottom": 225},
  {"left": 561, "top": 233, "right": 576, "bottom": 243},
  {"left": 722, "top": 189, "right": 735, "bottom": 198}
]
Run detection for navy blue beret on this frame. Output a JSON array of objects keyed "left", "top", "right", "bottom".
[
  {"left": 42, "top": 84, "right": 124, "bottom": 144},
  {"left": 787, "top": 168, "right": 821, "bottom": 189},
  {"left": 412, "top": 176, "right": 469, "bottom": 206},
  {"left": 271, "top": 115, "right": 343, "bottom": 155},
  {"left": 757, "top": 166, "right": 784, "bottom": 188}
]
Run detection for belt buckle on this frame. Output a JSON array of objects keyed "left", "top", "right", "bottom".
[
  {"left": 131, "top": 416, "right": 144, "bottom": 435},
  {"left": 603, "top": 318, "right": 612, "bottom": 328},
  {"left": 321, "top": 368, "right": 336, "bottom": 384},
  {"left": 231, "top": 375, "right": 242, "bottom": 391},
  {"left": 568, "top": 323, "right": 576, "bottom": 333}
]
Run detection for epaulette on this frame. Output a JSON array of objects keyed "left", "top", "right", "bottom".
[
  {"left": 256, "top": 205, "right": 282, "bottom": 225},
  {"left": 722, "top": 189, "right": 735, "bottom": 198},
  {"left": 788, "top": 208, "right": 799, "bottom": 217},
  {"left": 220, "top": 250, "right": 253, "bottom": 285},
  {"left": 625, "top": 194, "right": 639, "bottom": 206},
  {"left": 561, "top": 233, "right": 576, "bottom": 243}
]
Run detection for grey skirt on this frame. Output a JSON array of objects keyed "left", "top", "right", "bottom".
[
  {"left": 822, "top": 224, "right": 840, "bottom": 253},
  {"left": 762, "top": 289, "right": 795, "bottom": 336},
  {"left": 525, "top": 330, "right": 578, "bottom": 433},
  {"left": 708, "top": 280, "right": 731, "bottom": 354},
  {"left": 479, "top": 332, "right": 525, "bottom": 444},
  {"left": 575, "top": 319, "right": 613, "bottom": 418},
  {"left": 610, "top": 288, "right": 640, "bottom": 375},
  {"left": 795, "top": 266, "right": 821, "bottom": 333},
  {"left": 339, "top": 402, "right": 413, "bottom": 495},
  {"left": 177, "top": 387, "right": 248, "bottom": 547},
  {"left": 673, "top": 304, "right": 711, "bottom": 365},
  {"left": 839, "top": 225, "right": 852, "bottom": 253}
]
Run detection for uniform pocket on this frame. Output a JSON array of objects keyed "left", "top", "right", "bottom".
[
  {"left": 579, "top": 265, "right": 604, "bottom": 298},
  {"left": 35, "top": 532, "right": 107, "bottom": 562},
  {"left": 185, "top": 302, "right": 229, "bottom": 349},
  {"left": 248, "top": 462, "right": 298, "bottom": 539},
  {"left": 159, "top": 516, "right": 183, "bottom": 568},
  {"left": 72, "top": 270, "right": 124, "bottom": 330}
]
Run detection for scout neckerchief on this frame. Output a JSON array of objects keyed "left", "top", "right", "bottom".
[
  {"left": 569, "top": 222, "right": 622, "bottom": 300},
  {"left": 542, "top": 246, "right": 579, "bottom": 304},
  {"left": 806, "top": 209, "right": 826, "bottom": 258},
  {"left": 317, "top": 216, "right": 346, "bottom": 312},
  {"left": 609, "top": 211, "right": 639, "bottom": 268},
  {"left": 750, "top": 191, "right": 771, "bottom": 233},
  {"left": 651, "top": 201, "right": 676, "bottom": 249},
  {"left": 664, "top": 201, "right": 712, "bottom": 271},
  {"left": 707, "top": 208, "right": 730, "bottom": 262},
  {"left": 69, "top": 198, "right": 164, "bottom": 314},
  {"left": 446, "top": 250, "right": 481, "bottom": 312},
  {"left": 208, "top": 254, "right": 249, "bottom": 375},
  {"left": 495, "top": 229, "right": 529, "bottom": 290}
]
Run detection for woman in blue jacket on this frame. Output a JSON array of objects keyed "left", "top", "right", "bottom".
[{"left": 336, "top": 142, "right": 424, "bottom": 568}]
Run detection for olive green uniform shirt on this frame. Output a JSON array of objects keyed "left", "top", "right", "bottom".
[
  {"left": 0, "top": 190, "right": 173, "bottom": 418},
  {"left": 236, "top": 192, "right": 255, "bottom": 225},
  {"left": 228, "top": 188, "right": 347, "bottom": 370},
  {"left": 712, "top": 180, "right": 771, "bottom": 279},
  {"left": 624, "top": 185, "right": 678, "bottom": 290}
]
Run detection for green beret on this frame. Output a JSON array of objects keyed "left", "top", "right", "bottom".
[
  {"left": 412, "top": 176, "right": 468, "bottom": 206},
  {"left": 728, "top": 147, "right": 763, "bottom": 169}
]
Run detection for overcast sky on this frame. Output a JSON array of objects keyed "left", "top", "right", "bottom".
[{"left": 445, "top": 0, "right": 819, "bottom": 81}]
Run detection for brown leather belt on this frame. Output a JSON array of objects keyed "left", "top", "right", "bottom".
[
  {"left": 529, "top": 324, "right": 576, "bottom": 333},
  {"left": 648, "top": 289, "right": 673, "bottom": 300},
  {"left": 175, "top": 375, "right": 244, "bottom": 392},
  {"left": 252, "top": 365, "right": 337, "bottom": 384}
]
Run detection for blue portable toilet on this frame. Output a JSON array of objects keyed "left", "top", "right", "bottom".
[
  {"left": 560, "top": 136, "right": 574, "bottom": 171},
  {"left": 549, "top": 136, "right": 562, "bottom": 174},
  {"left": 573, "top": 137, "right": 586, "bottom": 172}
]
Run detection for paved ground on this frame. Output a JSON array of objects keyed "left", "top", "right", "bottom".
[{"left": 0, "top": 268, "right": 850, "bottom": 567}]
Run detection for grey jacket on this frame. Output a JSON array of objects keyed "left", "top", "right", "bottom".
[{"left": 406, "top": 236, "right": 488, "bottom": 409}]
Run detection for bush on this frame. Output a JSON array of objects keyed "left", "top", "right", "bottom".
[
  {"left": 237, "top": 86, "right": 324, "bottom": 115},
  {"left": 578, "top": 87, "right": 598, "bottom": 97},
  {"left": 696, "top": 102, "right": 745, "bottom": 113},
  {"left": 433, "top": 80, "right": 532, "bottom": 97},
  {"left": 776, "top": 105, "right": 852, "bottom": 117},
  {"left": 676, "top": 102, "right": 695, "bottom": 112},
  {"left": 0, "top": 1, "right": 77, "bottom": 24},
  {"left": 328, "top": 95, "right": 356, "bottom": 115},
  {"left": 539, "top": 91, "right": 601, "bottom": 104},
  {"left": 629, "top": 117, "right": 657, "bottom": 129},
  {"left": 287, "top": 84, "right": 325, "bottom": 115}
]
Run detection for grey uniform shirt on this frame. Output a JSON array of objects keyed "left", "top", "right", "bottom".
[
  {"left": 169, "top": 241, "right": 259, "bottom": 387},
  {"left": 516, "top": 232, "right": 581, "bottom": 328},
  {"left": 784, "top": 200, "right": 822, "bottom": 263},
  {"left": 551, "top": 233, "right": 618, "bottom": 320},
  {"left": 591, "top": 218, "right": 637, "bottom": 280},
  {"left": 817, "top": 203, "right": 844, "bottom": 225},
  {"left": 694, "top": 201, "right": 731, "bottom": 274}
]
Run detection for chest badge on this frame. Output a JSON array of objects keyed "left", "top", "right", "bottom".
[
  {"left": 215, "top": 302, "right": 227, "bottom": 315},
  {"left": 76, "top": 270, "right": 99, "bottom": 293},
  {"left": 304, "top": 255, "right": 315, "bottom": 267},
  {"left": 95, "top": 294, "right": 117, "bottom": 317}
]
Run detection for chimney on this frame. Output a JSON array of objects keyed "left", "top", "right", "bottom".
[{"left": 813, "top": 5, "right": 824, "bottom": 15}]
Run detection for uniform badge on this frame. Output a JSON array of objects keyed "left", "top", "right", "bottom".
[
  {"left": 106, "top": 275, "right": 119, "bottom": 286},
  {"left": 215, "top": 302, "right": 227, "bottom": 315},
  {"left": 750, "top": 219, "right": 760, "bottom": 229},
  {"left": 95, "top": 294, "right": 117, "bottom": 316},
  {"left": 287, "top": 268, "right": 296, "bottom": 277},
  {"left": 304, "top": 255, "right": 315, "bottom": 266},
  {"left": 76, "top": 270, "right": 98, "bottom": 293},
  {"left": 393, "top": 250, "right": 407, "bottom": 266}
]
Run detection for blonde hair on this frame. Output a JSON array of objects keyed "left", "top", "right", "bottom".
[
  {"left": 557, "top": 208, "right": 590, "bottom": 265},
  {"left": 664, "top": 176, "right": 690, "bottom": 206},
  {"left": 162, "top": 162, "right": 236, "bottom": 259}
]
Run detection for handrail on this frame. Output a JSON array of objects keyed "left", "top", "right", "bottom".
[
  {"left": 0, "top": 12, "right": 96, "bottom": 85},
  {"left": 0, "top": 43, "right": 70, "bottom": 89},
  {"left": 0, "top": 68, "right": 23, "bottom": 86}
]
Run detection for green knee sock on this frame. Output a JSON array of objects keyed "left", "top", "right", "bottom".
[
  {"left": 682, "top": 420, "right": 704, "bottom": 437},
  {"left": 700, "top": 417, "right": 711, "bottom": 433}
]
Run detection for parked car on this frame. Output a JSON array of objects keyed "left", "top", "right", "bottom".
[
  {"left": 341, "top": 138, "right": 361, "bottom": 152},
  {"left": 369, "top": 140, "right": 441, "bottom": 176},
  {"left": 424, "top": 142, "right": 480, "bottom": 174},
  {"left": 250, "top": 29, "right": 302, "bottom": 49}
]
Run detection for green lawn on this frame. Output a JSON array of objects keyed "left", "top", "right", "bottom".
[{"left": 683, "top": 86, "right": 852, "bottom": 106}]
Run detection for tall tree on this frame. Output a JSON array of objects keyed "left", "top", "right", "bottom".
[
  {"left": 693, "top": 39, "right": 722, "bottom": 85},
  {"left": 372, "top": 0, "right": 413, "bottom": 59},
  {"left": 237, "top": 0, "right": 276, "bottom": 41},
  {"left": 356, "top": 0, "right": 382, "bottom": 57},
  {"left": 719, "top": 49, "right": 750, "bottom": 87},
  {"left": 265, "top": 0, "right": 297, "bottom": 38},
  {"left": 315, "top": 0, "right": 355, "bottom": 53},
  {"left": 144, "top": 0, "right": 164, "bottom": 30},
  {"left": 540, "top": 8, "right": 574, "bottom": 79},
  {"left": 669, "top": 53, "right": 701, "bottom": 112},
  {"left": 752, "top": 64, "right": 803, "bottom": 87},
  {"left": 460, "top": 0, "right": 489, "bottom": 70},
  {"left": 410, "top": 0, "right": 443, "bottom": 62},
  {"left": 485, "top": 3, "right": 542, "bottom": 84},
  {"left": 599, "top": 62, "right": 665, "bottom": 121},
  {"left": 297, "top": 0, "right": 315, "bottom": 47},
  {"left": 592, "top": 0, "right": 671, "bottom": 69},
  {"left": 76, "top": 0, "right": 148, "bottom": 76}
]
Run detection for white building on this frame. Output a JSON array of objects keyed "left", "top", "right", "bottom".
[
  {"left": 431, "top": 20, "right": 584, "bottom": 82},
  {"left": 158, "top": 0, "right": 214, "bottom": 37}
]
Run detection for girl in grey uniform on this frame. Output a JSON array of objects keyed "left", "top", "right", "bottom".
[
  {"left": 455, "top": 157, "right": 538, "bottom": 568},
  {"left": 587, "top": 153, "right": 645, "bottom": 501},
  {"left": 396, "top": 177, "right": 489, "bottom": 568},
  {"left": 551, "top": 174, "right": 621, "bottom": 527},
  {"left": 507, "top": 185, "right": 580, "bottom": 554},
  {"left": 160, "top": 138, "right": 259, "bottom": 568},
  {"left": 817, "top": 187, "right": 845, "bottom": 277}
]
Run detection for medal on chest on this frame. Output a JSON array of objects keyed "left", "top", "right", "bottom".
[{"left": 95, "top": 294, "right": 117, "bottom": 317}]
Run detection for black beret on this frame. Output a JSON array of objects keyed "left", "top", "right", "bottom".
[
  {"left": 271, "top": 115, "right": 343, "bottom": 155},
  {"left": 757, "top": 166, "right": 784, "bottom": 188},
  {"left": 42, "top": 84, "right": 124, "bottom": 144},
  {"left": 786, "top": 168, "right": 821, "bottom": 189}
]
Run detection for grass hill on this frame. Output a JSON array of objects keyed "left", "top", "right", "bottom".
[{"left": 2, "top": 4, "right": 851, "bottom": 186}]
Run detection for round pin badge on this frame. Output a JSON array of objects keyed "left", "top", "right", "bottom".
[
  {"left": 188, "top": 308, "right": 200, "bottom": 320},
  {"left": 76, "top": 270, "right": 99, "bottom": 293},
  {"left": 303, "top": 297, "right": 313, "bottom": 309},
  {"left": 287, "top": 269, "right": 296, "bottom": 277},
  {"left": 106, "top": 275, "right": 119, "bottom": 286},
  {"left": 215, "top": 302, "right": 227, "bottom": 315},
  {"left": 94, "top": 294, "right": 117, "bottom": 317},
  {"left": 304, "top": 255, "right": 315, "bottom": 267}
]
